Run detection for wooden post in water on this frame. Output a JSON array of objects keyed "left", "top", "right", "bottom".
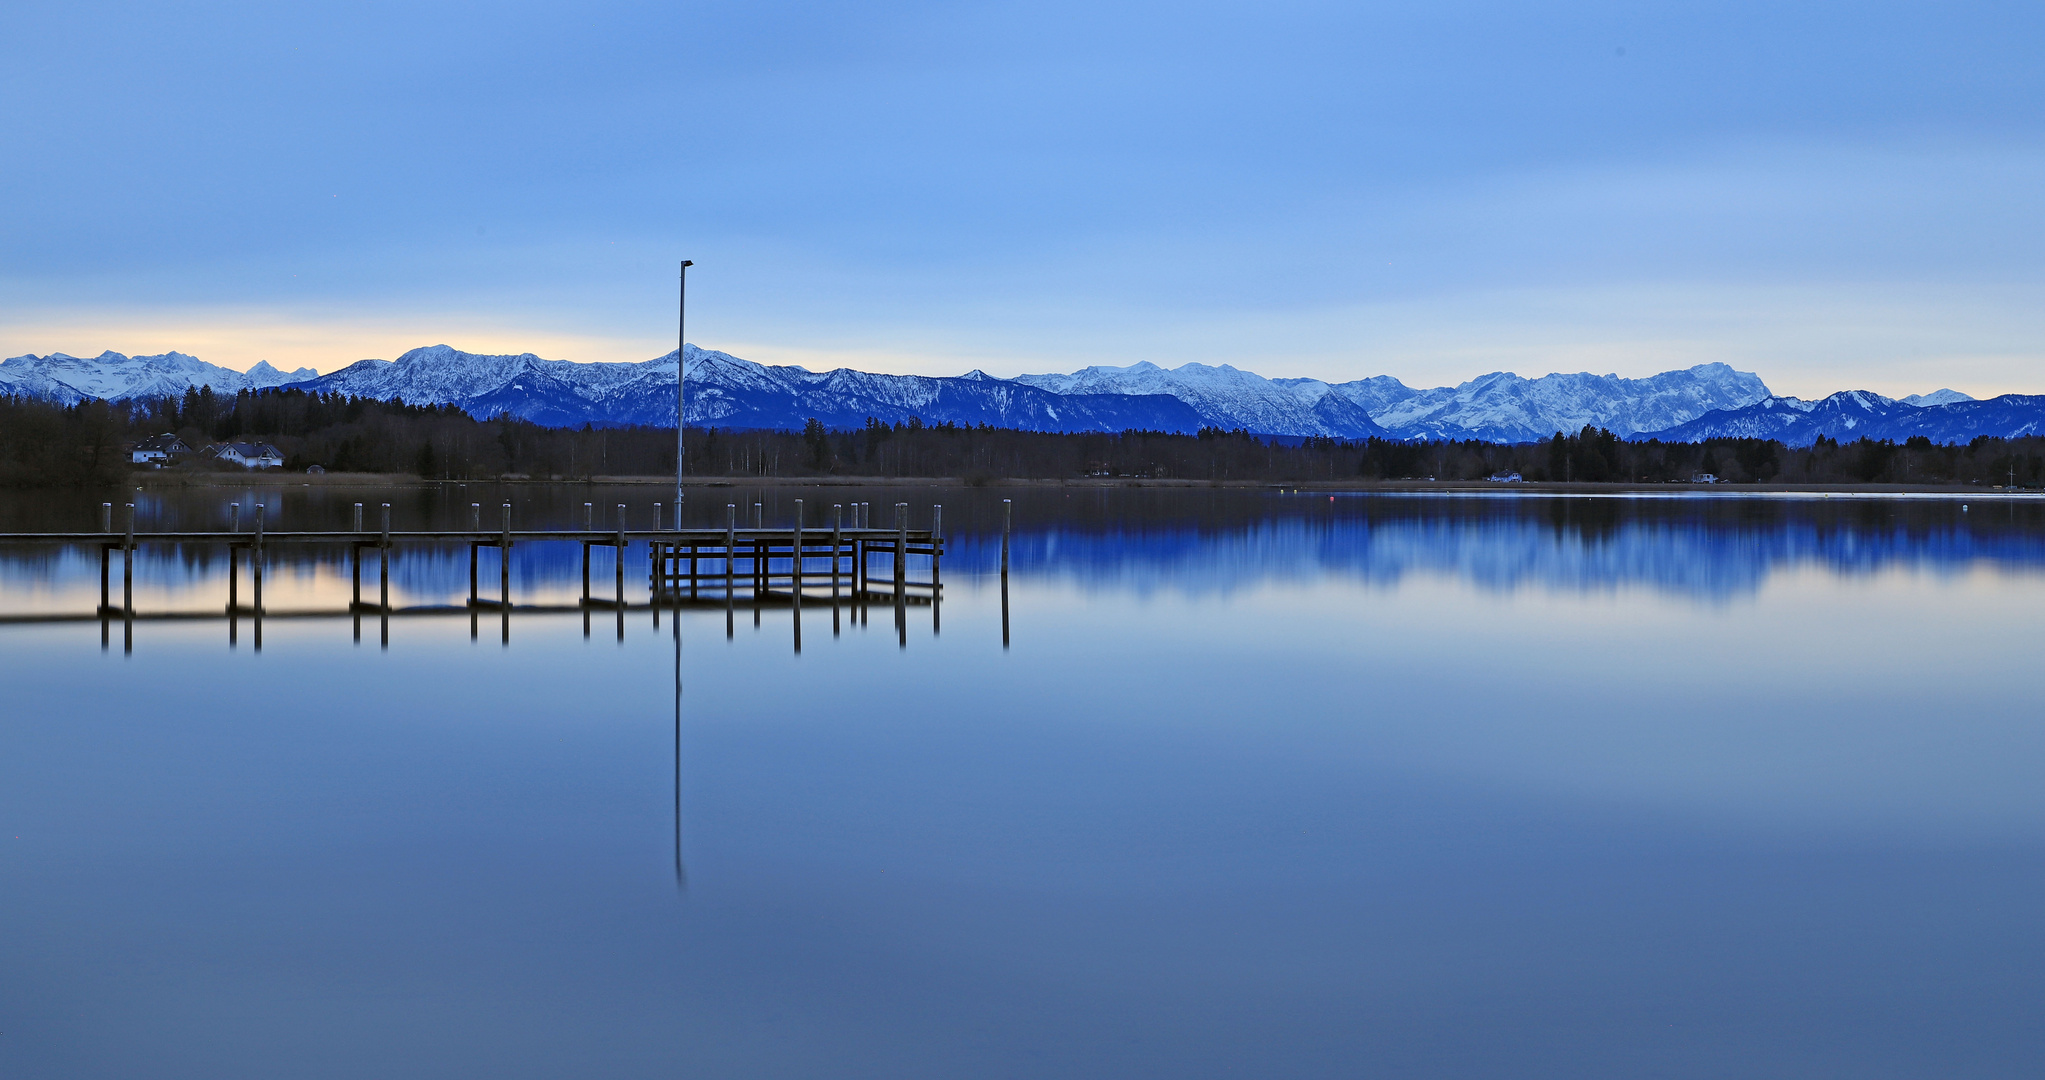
[
  {"left": 894, "top": 503, "right": 907, "bottom": 591},
  {"left": 831, "top": 502, "right": 843, "bottom": 592},
  {"left": 226, "top": 503, "right": 238, "bottom": 614},
  {"left": 499, "top": 502, "right": 512, "bottom": 610},
  {"left": 931, "top": 504, "right": 942, "bottom": 634},
  {"left": 614, "top": 503, "right": 627, "bottom": 640},
  {"left": 723, "top": 504, "right": 736, "bottom": 598},
  {"left": 893, "top": 503, "right": 908, "bottom": 648},
  {"left": 122, "top": 502, "right": 135, "bottom": 614},
  {"left": 380, "top": 503, "right": 391, "bottom": 611},
  {"left": 791, "top": 499, "right": 803, "bottom": 607},
  {"left": 1001, "top": 499, "right": 1011, "bottom": 648},
  {"left": 790, "top": 500, "right": 804, "bottom": 652},
  {"left": 251, "top": 503, "right": 263, "bottom": 616},
  {"left": 100, "top": 502, "right": 112, "bottom": 612},
  {"left": 753, "top": 501, "right": 765, "bottom": 615},
  {"left": 581, "top": 502, "right": 593, "bottom": 604},
  {"left": 352, "top": 503, "right": 364, "bottom": 609}
]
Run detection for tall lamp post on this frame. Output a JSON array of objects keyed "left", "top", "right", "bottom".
[{"left": 677, "top": 259, "right": 693, "bottom": 525}]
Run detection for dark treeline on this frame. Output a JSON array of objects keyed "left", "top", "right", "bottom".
[{"left": 5, "top": 387, "right": 2045, "bottom": 487}]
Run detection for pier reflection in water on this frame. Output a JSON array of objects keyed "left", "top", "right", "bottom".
[
  {"left": 3, "top": 489, "right": 981, "bottom": 655},
  {"left": 5, "top": 485, "right": 2045, "bottom": 1078}
]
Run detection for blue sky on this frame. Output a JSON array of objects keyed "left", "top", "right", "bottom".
[{"left": 3, "top": 0, "right": 2041, "bottom": 397}]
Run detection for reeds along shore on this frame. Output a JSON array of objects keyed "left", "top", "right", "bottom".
[{"left": 7, "top": 387, "right": 2045, "bottom": 488}]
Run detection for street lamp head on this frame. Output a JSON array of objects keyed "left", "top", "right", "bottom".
[{"left": 680, "top": 260, "right": 694, "bottom": 268}]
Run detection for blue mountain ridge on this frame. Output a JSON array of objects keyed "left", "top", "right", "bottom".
[
  {"left": 10, "top": 342, "right": 2044, "bottom": 443},
  {"left": 1638, "top": 391, "right": 2045, "bottom": 446}
]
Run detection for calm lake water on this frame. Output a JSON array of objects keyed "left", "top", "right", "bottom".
[{"left": 4, "top": 483, "right": 2045, "bottom": 1078}]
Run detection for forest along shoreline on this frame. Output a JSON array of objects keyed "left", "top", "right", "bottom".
[
  {"left": 127, "top": 474, "right": 2039, "bottom": 495},
  {"left": 7, "top": 385, "right": 2045, "bottom": 490}
]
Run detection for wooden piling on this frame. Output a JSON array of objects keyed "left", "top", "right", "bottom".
[
  {"left": 380, "top": 503, "right": 391, "bottom": 611},
  {"left": 894, "top": 503, "right": 907, "bottom": 592},
  {"left": 123, "top": 503, "right": 135, "bottom": 613},
  {"left": 1001, "top": 500, "right": 1011, "bottom": 648},
  {"left": 251, "top": 503, "right": 263, "bottom": 616},
  {"left": 353, "top": 502, "right": 364, "bottom": 609},
  {"left": 792, "top": 499, "right": 803, "bottom": 607},
  {"left": 500, "top": 503, "right": 512, "bottom": 610},
  {"left": 96, "top": 504, "right": 112, "bottom": 611}
]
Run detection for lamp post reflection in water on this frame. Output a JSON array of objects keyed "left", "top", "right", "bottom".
[{"left": 672, "top": 591, "right": 687, "bottom": 891}]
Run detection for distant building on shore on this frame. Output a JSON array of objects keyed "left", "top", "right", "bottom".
[
  {"left": 211, "top": 442, "right": 285, "bottom": 469},
  {"left": 131, "top": 433, "right": 191, "bottom": 466}
]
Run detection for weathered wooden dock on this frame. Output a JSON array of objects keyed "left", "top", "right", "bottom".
[
  {"left": 0, "top": 496, "right": 1018, "bottom": 653},
  {"left": 6, "top": 498, "right": 941, "bottom": 616}
]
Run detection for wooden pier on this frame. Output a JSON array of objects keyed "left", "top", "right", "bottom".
[{"left": 1, "top": 498, "right": 953, "bottom": 622}]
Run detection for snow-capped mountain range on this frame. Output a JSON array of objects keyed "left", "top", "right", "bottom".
[
  {"left": 1636, "top": 388, "right": 2045, "bottom": 447},
  {"left": 1, "top": 344, "right": 2030, "bottom": 444},
  {"left": 0, "top": 350, "right": 316, "bottom": 404}
]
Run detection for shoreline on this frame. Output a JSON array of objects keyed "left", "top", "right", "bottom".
[{"left": 131, "top": 472, "right": 2039, "bottom": 496}]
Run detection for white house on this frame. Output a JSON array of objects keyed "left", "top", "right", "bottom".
[
  {"left": 131, "top": 433, "right": 191, "bottom": 466},
  {"left": 212, "top": 442, "right": 285, "bottom": 469}
]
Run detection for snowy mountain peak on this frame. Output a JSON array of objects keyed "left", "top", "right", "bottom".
[
  {"left": 16, "top": 344, "right": 2035, "bottom": 447},
  {"left": 0, "top": 349, "right": 320, "bottom": 405}
]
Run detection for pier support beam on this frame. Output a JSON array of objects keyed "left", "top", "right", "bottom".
[
  {"left": 122, "top": 502, "right": 135, "bottom": 615},
  {"left": 380, "top": 503, "right": 391, "bottom": 612}
]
